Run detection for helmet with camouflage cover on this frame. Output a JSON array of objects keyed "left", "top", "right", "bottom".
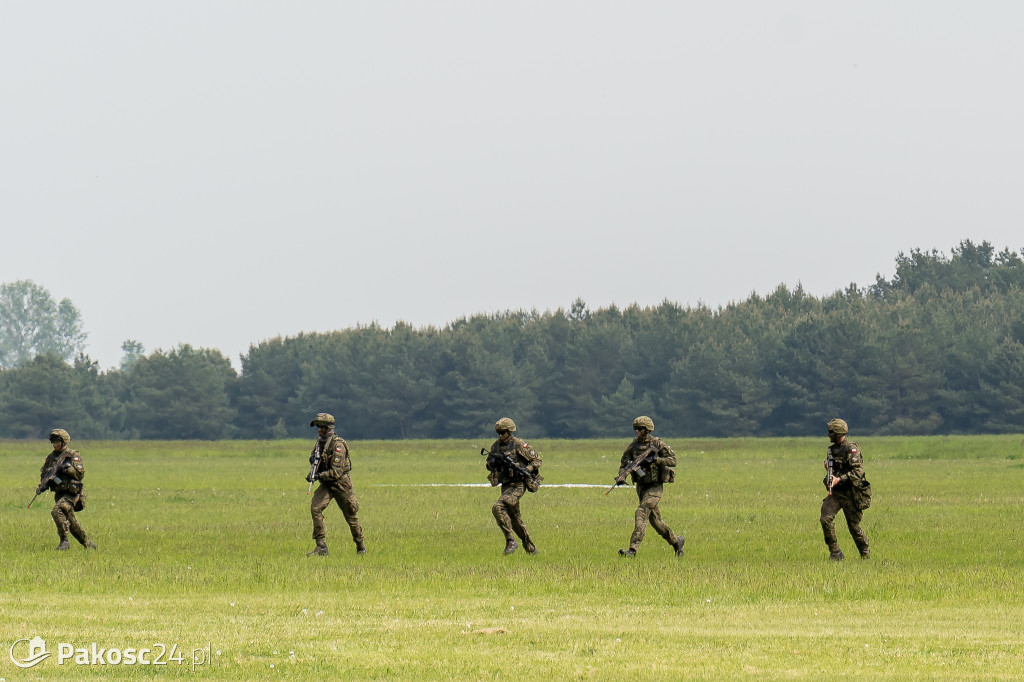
[
  {"left": 310, "top": 413, "right": 336, "bottom": 428},
  {"left": 826, "top": 418, "right": 848, "bottom": 435},
  {"left": 632, "top": 416, "right": 655, "bottom": 432},
  {"left": 494, "top": 417, "right": 516, "bottom": 433},
  {"left": 49, "top": 428, "right": 71, "bottom": 444}
]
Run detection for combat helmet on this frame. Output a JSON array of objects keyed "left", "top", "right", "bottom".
[
  {"left": 495, "top": 417, "right": 516, "bottom": 433},
  {"left": 826, "top": 418, "right": 849, "bottom": 435},
  {"left": 632, "top": 416, "right": 655, "bottom": 432},
  {"left": 49, "top": 428, "right": 71, "bottom": 444},
  {"left": 310, "top": 413, "right": 336, "bottom": 428}
]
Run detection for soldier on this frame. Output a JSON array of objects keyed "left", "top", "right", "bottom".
[
  {"left": 820, "top": 418, "right": 872, "bottom": 560},
  {"left": 36, "top": 429, "right": 96, "bottom": 551},
  {"left": 615, "top": 416, "right": 685, "bottom": 558},
  {"left": 306, "top": 413, "right": 365, "bottom": 556},
  {"left": 485, "top": 418, "right": 542, "bottom": 555}
]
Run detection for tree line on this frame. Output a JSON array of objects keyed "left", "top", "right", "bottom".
[{"left": 2, "top": 240, "right": 1023, "bottom": 440}]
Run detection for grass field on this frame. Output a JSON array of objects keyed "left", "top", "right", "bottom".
[{"left": 1, "top": 435, "right": 1023, "bottom": 680}]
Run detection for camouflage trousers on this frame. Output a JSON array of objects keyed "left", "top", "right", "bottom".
[
  {"left": 820, "top": 492, "right": 869, "bottom": 554},
  {"left": 628, "top": 483, "right": 679, "bottom": 550},
  {"left": 492, "top": 483, "right": 533, "bottom": 543},
  {"left": 311, "top": 474, "right": 363, "bottom": 545},
  {"left": 51, "top": 494, "right": 89, "bottom": 545}
]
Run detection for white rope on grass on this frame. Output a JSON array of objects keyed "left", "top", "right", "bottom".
[{"left": 373, "top": 483, "right": 609, "bottom": 488}]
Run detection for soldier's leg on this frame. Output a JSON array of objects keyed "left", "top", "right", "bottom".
[
  {"left": 51, "top": 498, "right": 71, "bottom": 550},
  {"left": 820, "top": 495, "right": 843, "bottom": 558},
  {"left": 333, "top": 475, "right": 365, "bottom": 553},
  {"left": 59, "top": 495, "right": 92, "bottom": 547},
  {"left": 629, "top": 485, "right": 660, "bottom": 550},
  {"left": 842, "top": 503, "right": 869, "bottom": 557},
  {"left": 65, "top": 508, "right": 88, "bottom": 546},
  {"left": 644, "top": 485, "right": 678, "bottom": 546},
  {"left": 505, "top": 488, "right": 536, "bottom": 551},
  {"left": 492, "top": 486, "right": 521, "bottom": 553},
  {"left": 649, "top": 503, "right": 686, "bottom": 555},
  {"left": 491, "top": 488, "right": 515, "bottom": 540},
  {"left": 310, "top": 485, "right": 332, "bottom": 544}
]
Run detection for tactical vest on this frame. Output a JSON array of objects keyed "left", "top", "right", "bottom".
[
  {"left": 488, "top": 437, "right": 541, "bottom": 491},
  {"left": 314, "top": 434, "right": 351, "bottom": 475},
  {"left": 629, "top": 437, "right": 674, "bottom": 485}
]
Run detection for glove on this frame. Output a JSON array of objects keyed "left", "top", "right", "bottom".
[
  {"left": 35, "top": 483, "right": 47, "bottom": 495},
  {"left": 306, "top": 472, "right": 319, "bottom": 483}
]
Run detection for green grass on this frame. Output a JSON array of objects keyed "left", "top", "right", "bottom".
[{"left": 1, "top": 435, "right": 1023, "bottom": 679}]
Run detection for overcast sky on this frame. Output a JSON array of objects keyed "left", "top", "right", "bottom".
[{"left": 3, "top": 2, "right": 1023, "bottom": 370}]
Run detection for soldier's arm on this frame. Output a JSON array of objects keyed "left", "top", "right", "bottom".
[
  {"left": 618, "top": 446, "right": 633, "bottom": 478},
  {"left": 63, "top": 452, "right": 85, "bottom": 481},
  {"left": 485, "top": 440, "right": 503, "bottom": 471},
  {"left": 838, "top": 445, "right": 865, "bottom": 486},
  {"left": 520, "top": 443, "right": 542, "bottom": 471},
  {"left": 35, "top": 463, "right": 50, "bottom": 494},
  {"left": 39, "top": 456, "right": 53, "bottom": 481},
  {"left": 831, "top": 444, "right": 864, "bottom": 485},
  {"left": 654, "top": 442, "right": 676, "bottom": 468}
]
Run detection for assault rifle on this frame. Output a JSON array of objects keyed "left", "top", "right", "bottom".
[
  {"left": 480, "top": 447, "right": 540, "bottom": 488},
  {"left": 605, "top": 442, "right": 659, "bottom": 495},
  {"left": 306, "top": 442, "right": 324, "bottom": 495},
  {"left": 27, "top": 450, "right": 73, "bottom": 508},
  {"left": 824, "top": 448, "right": 835, "bottom": 495}
]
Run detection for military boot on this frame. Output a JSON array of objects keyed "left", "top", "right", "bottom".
[
  {"left": 84, "top": 539, "right": 98, "bottom": 550},
  {"left": 503, "top": 538, "right": 518, "bottom": 555},
  {"left": 618, "top": 547, "right": 636, "bottom": 558},
  {"left": 829, "top": 548, "right": 845, "bottom": 561},
  {"left": 356, "top": 539, "right": 367, "bottom": 555},
  {"left": 523, "top": 540, "right": 538, "bottom": 555},
  {"left": 673, "top": 536, "right": 686, "bottom": 557},
  {"left": 56, "top": 540, "right": 70, "bottom": 551},
  {"left": 859, "top": 549, "right": 871, "bottom": 560},
  {"left": 307, "top": 540, "right": 329, "bottom": 557}
]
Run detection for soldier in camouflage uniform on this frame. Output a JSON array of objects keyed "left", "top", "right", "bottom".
[
  {"left": 616, "top": 416, "right": 685, "bottom": 558},
  {"left": 306, "top": 413, "right": 366, "bottom": 556},
  {"left": 820, "top": 418, "right": 872, "bottom": 561},
  {"left": 36, "top": 429, "right": 97, "bottom": 551},
  {"left": 485, "top": 417, "right": 542, "bottom": 555}
]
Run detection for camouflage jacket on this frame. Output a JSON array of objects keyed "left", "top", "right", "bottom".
[
  {"left": 310, "top": 432, "right": 352, "bottom": 485},
  {"left": 486, "top": 436, "right": 542, "bottom": 486},
  {"left": 40, "top": 448, "right": 85, "bottom": 494},
  {"left": 619, "top": 436, "right": 676, "bottom": 485},
  {"left": 826, "top": 440, "right": 867, "bottom": 495}
]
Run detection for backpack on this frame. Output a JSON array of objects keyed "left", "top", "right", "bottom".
[{"left": 854, "top": 477, "right": 872, "bottom": 510}]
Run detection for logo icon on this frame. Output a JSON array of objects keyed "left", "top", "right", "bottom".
[{"left": 9, "top": 635, "right": 51, "bottom": 668}]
